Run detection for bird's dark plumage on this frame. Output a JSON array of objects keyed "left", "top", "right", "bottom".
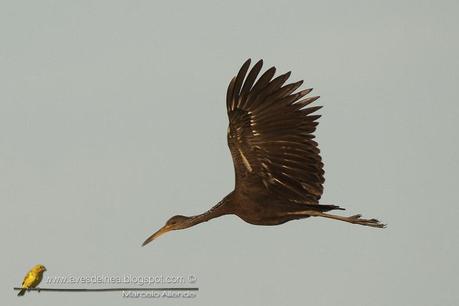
[
  {"left": 142, "top": 59, "right": 384, "bottom": 246},
  {"left": 227, "top": 59, "right": 324, "bottom": 205}
]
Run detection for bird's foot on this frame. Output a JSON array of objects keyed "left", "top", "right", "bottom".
[{"left": 348, "top": 214, "right": 386, "bottom": 228}]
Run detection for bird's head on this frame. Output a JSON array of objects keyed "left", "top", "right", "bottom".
[
  {"left": 32, "top": 264, "right": 47, "bottom": 273},
  {"left": 142, "top": 215, "right": 192, "bottom": 246}
]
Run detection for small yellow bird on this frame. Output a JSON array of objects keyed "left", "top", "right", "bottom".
[{"left": 17, "top": 264, "right": 47, "bottom": 296}]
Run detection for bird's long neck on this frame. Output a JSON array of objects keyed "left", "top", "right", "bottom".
[{"left": 188, "top": 193, "right": 234, "bottom": 226}]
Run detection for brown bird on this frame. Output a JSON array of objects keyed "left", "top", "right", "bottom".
[{"left": 142, "top": 59, "right": 384, "bottom": 246}]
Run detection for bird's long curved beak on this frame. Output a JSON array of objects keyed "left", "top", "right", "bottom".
[{"left": 142, "top": 226, "right": 171, "bottom": 246}]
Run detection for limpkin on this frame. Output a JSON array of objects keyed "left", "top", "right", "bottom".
[{"left": 142, "top": 59, "right": 384, "bottom": 246}]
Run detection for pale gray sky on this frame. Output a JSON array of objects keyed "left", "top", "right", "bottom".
[{"left": 1, "top": 1, "right": 458, "bottom": 305}]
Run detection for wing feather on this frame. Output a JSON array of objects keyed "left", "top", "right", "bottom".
[{"left": 227, "top": 59, "right": 325, "bottom": 204}]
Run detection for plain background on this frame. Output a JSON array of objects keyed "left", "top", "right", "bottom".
[{"left": 1, "top": 1, "right": 458, "bottom": 305}]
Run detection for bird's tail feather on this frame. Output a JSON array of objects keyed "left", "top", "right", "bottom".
[
  {"left": 307, "top": 204, "right": 344, "bottom": 212},
  {"left": 17, "top": 288, "right": 26, "bottom": 296}
]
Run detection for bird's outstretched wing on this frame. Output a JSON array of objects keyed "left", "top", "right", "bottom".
[{"left": 227, "top": 59, "right": 324, "bottom": 204}]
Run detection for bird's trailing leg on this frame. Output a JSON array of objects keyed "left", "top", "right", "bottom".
[{"left": 289, "top": 211, "right": 385, "bottom": 228}]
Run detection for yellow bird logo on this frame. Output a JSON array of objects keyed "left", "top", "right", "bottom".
[{"left": 17, "top": 264, "right": 47, "bottom": 296}]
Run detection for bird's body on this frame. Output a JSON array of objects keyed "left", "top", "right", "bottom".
[
  {"left": 220, "top": 191, "right": 340, "bottom": 226},
  {"left": 142, "top": 59, "right": 384, "bottom": 246},
  {"left": 17, "top": 264, "right": 46, "bottom": 296}
]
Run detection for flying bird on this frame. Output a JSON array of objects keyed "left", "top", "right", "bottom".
[
  {"left": 142, "top": 59, "right": 384, "bottom": 246},
  {"left": 17, "top": 264, "right": 47, "bottom": 296}
]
